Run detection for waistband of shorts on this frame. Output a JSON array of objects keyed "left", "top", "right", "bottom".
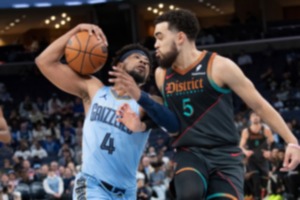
[{"left": 80, "top": 172, "right": 128, "bottom": 197}]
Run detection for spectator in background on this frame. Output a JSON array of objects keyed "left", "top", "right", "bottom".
[
  {"left": 0, "top": 83, "right": 13, "bottom": 104},
  {"left": 42, "top": 135, "right": 60, "bottom": 157},
  {"left": 47, "top": 93, "right": 63, "bottom": 117},
  {"left": 34, "top": 164, "right": 49, "bottom": 182},
  {"left": 16, "top": 122, "right": 32, "bottom": 143},
  {"left": 58, "top": 143, "right": 75, "bottom": 159},
  {"left": 43, "top": 169, "right": 64, "bottom": 200},
  {"left": 31, "top": 141, "right": 48, "bottom": 163},
  {"left": 28, "top": 106, "right": 44, "bottom": 124},
  {"left": 13, "top": 140, "right": 31, "bottom": 160},
  {"left": 141, "top": 156, "right": 154, "bottom": 186},
  {"left": 19, "top": 95, "right": 37, "bottom": 119},
  {"left": 36, "top": 96, "right": 48, "bottom": 115},
  {"left": 45, "top": 120, "right": 61, "bottom": 141},
  {"left": 72, "top": 97, "right": 84, "bottom": 117},
  {"left": 237, "top": 50, "right": 253, "bottom": 67},
  {"left": 137, "top": 172, "right": 151, "bottom": 200},
  {"left": 62, "top": 167, "right": 75, "bottom": 199},
  {"left": 150, "top": 161, "right": 166, "bottom": 200},
  {"left": 32, "top": 121, "right": 47, "bottom": 141}
]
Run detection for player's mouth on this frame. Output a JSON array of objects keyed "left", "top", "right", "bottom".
[
  {"left": 155, "top": 51, "right": 160, "bottom": 58},
  {"left": 136, "top": 65, "right": 145, "bottom": 73}
]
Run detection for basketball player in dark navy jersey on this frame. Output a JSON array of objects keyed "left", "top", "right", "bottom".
[
  {"left": 152, "top": 9, "right": 300, "bottom": 200},
  {"left": 240, "top": 112, "right": 274, "bottom": 199},
  {"left": 111, "top": 9, "right": 300, "bottom": 200}
]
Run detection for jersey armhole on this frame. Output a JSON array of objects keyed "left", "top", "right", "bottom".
[
  {"left": 207, "top": 53, "right": 232, "bottom": 94},
  {"left": 160, "top": 69, "right": 169, "bottom": 107}
]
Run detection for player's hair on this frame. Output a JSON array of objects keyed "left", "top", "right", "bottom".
[
  {"left": 111, "top": 43, "right": 153, "bottom": 68},
  {"left": 154, "top": 9, "right": 200, "bottom": 41}
]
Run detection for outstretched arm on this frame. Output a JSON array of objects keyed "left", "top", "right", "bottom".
[
  {"left": 213, "top": 55, "right": 300, "bottom": 171},
  {"left": 109, "top": 66, "right": 179, "bottom": 134},
  {"left": 0, "top": 106, "right": 11, "bottom": 143}
]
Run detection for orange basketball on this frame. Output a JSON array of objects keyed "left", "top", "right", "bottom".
[{"left": 65, "top": 31, "right": 108, "bottom": 75}]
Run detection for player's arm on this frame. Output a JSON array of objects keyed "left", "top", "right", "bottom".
[
  {"left": 155, "top": 67, "right": 165, "bottom": 93},
  {"left": 239, "top": 128, "right": 253, "bottom": 158},
  {"left": 0, "top": 106, "right": 11, "bottom": 143},
  {"left": 212, "top": 55, "right": 300, "bottom": 170},
  {"left": 264, "top": 126, "right": 274, "bottom": 146},
  {"left": 35, "top": 24, "right": 107, "bottom": 100},
  {"left": 109, "top": 66, "right": 179, "bottom": 134}
]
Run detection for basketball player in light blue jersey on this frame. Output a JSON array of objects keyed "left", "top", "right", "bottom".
[{"left": 35, "top": 23, "right": 179, "bottom": 200}]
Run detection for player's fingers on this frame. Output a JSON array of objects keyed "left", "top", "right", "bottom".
[
  {"left": 282, "top": 152, "right": 291, "bottom": 169},
  {"left": 286, "top": 158, "right": 298, "bottom": 171},
  {"left": 96, "top": 26, "right": 108, "bottom": 46},
  {"left": 88, "top": 25, "right": 93, "bottom": 36}
]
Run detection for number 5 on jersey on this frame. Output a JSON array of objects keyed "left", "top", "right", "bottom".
[
  {"left": 100, "top": 133, "right": 116, "bottom": 154},
  {"left": 183, "top": 98, "right": 194, "bottom": 117}
]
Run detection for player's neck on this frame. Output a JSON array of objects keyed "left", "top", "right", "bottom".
[
  {"left": 250, "top": 123, "right": 261, "bottom": 130},
  {"left": 173, "top": 47, "right": 202, "bottom": 70},
  {"left": 112, "top": 85, "right": 128, "bottom": 97}
]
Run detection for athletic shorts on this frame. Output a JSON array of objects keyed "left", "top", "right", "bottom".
[
  {"left": 73, "top": 172, "right": 136, "bottom": 200},
  {"left": 171, "top": 146, "right": 244, "bottom": 200}
]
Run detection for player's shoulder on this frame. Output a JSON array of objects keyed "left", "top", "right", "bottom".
[
  {"left": 211, "top": 54, "right": 240, "bottom": 78},
  {"left": 213, "top": 54, "right": 237, "bottom": 68},
  {"left": 155, "top": 67, "right": 166, "bottom": 76},
  {"left": 84, "top": 75, "right": 104, "bottom": 100}
]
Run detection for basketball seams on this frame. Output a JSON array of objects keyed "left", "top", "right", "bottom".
[
  {"left": 80, "top": 34, "right": 91, "bottom": 74},
  {"left": 89, "top": 43, "right": 107, "bottom": 70},
  {"left": 65, "top": 31, "right": 107, "bottom": 75},
  {"left": 65, "top": 47, "right": 107, "bottom": 58},
  {"left": 67, "top": 36, "right": 82, "bottom": 65}
]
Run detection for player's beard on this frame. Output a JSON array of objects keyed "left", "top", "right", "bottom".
[
  {"left": 157, "top": 41, "right": 178, "bottom": 69},
  {"left": 127, "top": 70, "right": 146, "bottom": 85}
]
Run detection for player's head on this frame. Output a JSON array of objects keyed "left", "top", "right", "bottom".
[
  {"left": 249, "top": 111, "right": 261, "bottom": 124},
  {"left": 153, "top": 9, "right": 200, "bottom": 68},
  {"left": 111, "top": 44, "right": 153, "bottom": 85}
]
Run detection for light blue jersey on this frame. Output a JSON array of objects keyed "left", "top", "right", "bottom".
[{"left": 81, "top": 86, "right": 149, "bottom": 191}]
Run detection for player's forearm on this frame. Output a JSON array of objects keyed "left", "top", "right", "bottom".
[
  {"left": 36, "top": 25, "right": 80, "bottom": 65},
  {"left": 138, "top": 91, "right": 180, "bottom": 133},
  {"left": 256, "top": 104, "right": 298, "bottom": 144}
]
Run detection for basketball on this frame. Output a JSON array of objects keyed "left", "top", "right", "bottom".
[{"left": 65, "top": 31, "right": 108, "bottom": 75}]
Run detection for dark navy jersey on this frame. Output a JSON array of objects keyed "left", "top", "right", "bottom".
[
  {"left": 162, "top": 51, "right": 238, "bottom": 148},
  {"left": 246, "top": 125, "right": 268, "bottom": 160}
]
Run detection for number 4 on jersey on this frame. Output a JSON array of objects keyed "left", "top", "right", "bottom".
[{"left": 100, "top": 133, "right": 115, "bottom": 154}]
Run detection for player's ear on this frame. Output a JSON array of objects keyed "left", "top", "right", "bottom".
[
  {"left": 116, "top": 62, "right": 125, "bottom": 69},
  {"left": 177, "top": 31, "right": 186, "bottom": 45}
]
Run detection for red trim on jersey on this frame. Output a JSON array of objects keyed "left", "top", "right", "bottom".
[
  {"left": 217, "top": 171, "right": 240, "bottom": 199},
  {"left": 172, "top": 94, "right": 223, "bottom": 146}
]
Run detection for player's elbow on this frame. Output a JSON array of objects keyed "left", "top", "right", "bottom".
[
  {"left": 35, "top": 56, "right": 44, "bottom": 69},
  {"left": 1, "top": 132, "right": 11, "bottom": 144}
]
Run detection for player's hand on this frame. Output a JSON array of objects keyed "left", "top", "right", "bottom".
[
  {"left": 280, "top": 144, "right": 300, "bottom": 172},
  {"left": 262, "top": 150, "right": 271, "bottom": 160},
  {"left": 109, "top": 65, "right": 141, "bottom": 100},
  {"left": 76, "top": 23, "right": 108, "bottom": 46},
  {"left": 244, "top": 150, "right": 254, "bottom": 158},
  {"left": 116, "top": 103, "right": 146, "bottom": 133}
]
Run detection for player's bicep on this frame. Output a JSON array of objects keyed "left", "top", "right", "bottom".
[
  {"left": 36, "top": 60, "right": 93, "bottom": 98},
  {"left": 219, "top": 59, "right": 267, "bottom": 111}
]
